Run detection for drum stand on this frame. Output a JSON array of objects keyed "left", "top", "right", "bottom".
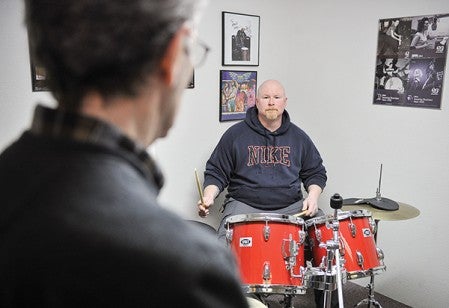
[
  {"left": 354, "top": 273, "right": 382, "bottom": 308},
  {"left": 322, "top": 194, "right": 345, "bottom": 308},
  {"left": 279, "top": 294, "right": 294, "bottom": 308},
  {"left": 355, "top": 219, "right": 382, "bottom": 308}
]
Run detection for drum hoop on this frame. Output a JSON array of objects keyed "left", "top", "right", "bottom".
[
  {"left": 348, "top": 209, "right": 372, "bottom": 218},
  {"left": 225, "top": 213, "right": 304, "bottom": 225},
  {"left": 242, "top": 284, "right": 307, "bottom": 295},
  {"left": 304, "top": 209, "right": 372, "bottom": 227},
  {"left": 346, "top": 265, "right": 386, "bottom": 280}
]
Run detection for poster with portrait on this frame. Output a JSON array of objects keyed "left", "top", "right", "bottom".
[
  {"left": 219, "top": 70, "right": 257, "bottom": 122},
  {"left": 373, "top": 13, "right": 449, "bottom": 109}
]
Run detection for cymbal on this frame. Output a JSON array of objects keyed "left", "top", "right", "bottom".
[
  {"left": 341, "top": 202, "right": 420, "bottom": 221},
  {"left": 342, "top": 197, "right": 399, "bottom": 210}
]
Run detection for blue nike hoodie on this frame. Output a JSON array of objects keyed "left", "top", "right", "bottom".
[{"left": 204, "top": 107, "right": 327, "bottom": 210}]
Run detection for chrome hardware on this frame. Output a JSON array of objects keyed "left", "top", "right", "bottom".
[
  {"left": 369, "top": 217, "right": 377, "bottom": 234},
  {"left": 298, "top": 230, "right": 306, "bottom": 245},
  {"left": 356, "top": 250, "right": 365, "bottom": 269},
  {"left": 376, "top": 247, "right": 385, "bottom": 261},
  {"left": 314, "top": 227, "right": 322, "bottom": 242},
  {"left": 319, "top": 256, "right": 327, "bottom": 269},
  {"left": 339, "top": 237, "right": 346, "bottom": 256},
  {"left": 263, "top": 261, "right": 271, "bottom": 283},
  {"left": 282, "top": 234, "right": 298, "bottom": 270},
  {"left": 225, "top": 225, "right": 233, "bottom": 243},
  {"left": 349, "top": 217, "right": 356, "bottom": 238},
  {"left": 281, "top": 234, "right": 304, "bottom": 281},
  {"left": 263, "top": 221, "right": 270, "bottom": 241}
]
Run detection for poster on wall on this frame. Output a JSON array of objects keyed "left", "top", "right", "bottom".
[
  {"left": 373, "top": 13, "right": 449, "bottom": 109},
  {"left": 219, "top": 70, "right": 257, "bottom": 122}
]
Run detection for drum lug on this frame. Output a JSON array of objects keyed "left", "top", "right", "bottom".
[
  {"left": 263, "top": 222, "right": 271, "bottom": 241},
  {"left": 376, "top": 247, "right": 385, "bottom": 261},
  {"left": 339, "top": 237, "right": 346, "bottom": 256},
  {"left": 225, "top": 227, "right": 233, "bottom": 244},
  {"left": 263, "top": 261, "right": 272, "bottom": 284},
  {"left": 369, "top": 217, "right": 377, "bottom": 234},
  {"left": 315, "top": 228, "right": 322, "bottom": 243},
  {"left": 262, "top": 261, "right": 271, "bottom": 284},
  {"left": 349, "top": 221, "right": 356, "bottom": 238},
  {"left": 298, "top": 230, "right": 306, "bottom": 245},
  {"left": 356, "top": 250, "right": 365, "bottom": 269}
]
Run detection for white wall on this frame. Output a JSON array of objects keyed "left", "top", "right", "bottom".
[{"left": 2, "top": 0, "right": 449, "bottom": 307}]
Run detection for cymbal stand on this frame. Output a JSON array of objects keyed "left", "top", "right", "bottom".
[
  {"left": 323, "top": 193, "right": 345, "bottom": 308},
  {"left": 355, "top": 219, "right": 382, "bottom": 308},
  {"left": 355, "top": 273, "right": 382, "bottom": 308}
]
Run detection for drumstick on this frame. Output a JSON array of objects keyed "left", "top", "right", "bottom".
[
  {"left": 194, "top": 168, "right": 204, "bottom": 204},
  {"left": 293, "top": 210, "right": 308, "bottom": 217}
]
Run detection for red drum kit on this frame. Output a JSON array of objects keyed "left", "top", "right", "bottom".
[
  {"left": 224, "top": 165, "right": 420, "bottom": 308},
  {"left": 225, "top": 194, "right": 364, "bottom": 308}
]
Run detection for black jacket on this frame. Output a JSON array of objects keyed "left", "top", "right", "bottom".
[{"left": 0, "top": 106, "right": 248, "bottom": 308}]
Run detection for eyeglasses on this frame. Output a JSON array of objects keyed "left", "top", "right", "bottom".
[
  {"left": 189, "top": 38, "right": 210, "bottom": 68},
  {"left": 192, "top": 39, "right": 210, "bottom": 68}
]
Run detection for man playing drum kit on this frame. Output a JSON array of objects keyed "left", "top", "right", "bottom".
[{"left": 197, "top": 79, "right": 339, "bottom": 307}]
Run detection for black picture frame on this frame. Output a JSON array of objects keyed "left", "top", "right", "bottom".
[
  {"left": 219, "top": 70, "right": 257, "bottom": 122},
  {"left": 222, "top": 11, "right": 260, "bottom": 66}
]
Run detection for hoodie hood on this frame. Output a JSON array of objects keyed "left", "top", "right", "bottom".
[{"left": 244, "top": 106, "right": 291, "bottom": 136}]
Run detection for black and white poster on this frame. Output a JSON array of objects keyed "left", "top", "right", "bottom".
[{"left": 374, "top": 13, "right": 449, "bottom": 109}]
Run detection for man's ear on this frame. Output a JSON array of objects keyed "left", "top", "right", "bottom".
[{"left": 160, "top": 28, "right": 185, "bottom": 86}]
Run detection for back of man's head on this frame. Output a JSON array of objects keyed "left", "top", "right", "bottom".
[{"left": 25, "top": 0, "right": 206, "bottom": 111}]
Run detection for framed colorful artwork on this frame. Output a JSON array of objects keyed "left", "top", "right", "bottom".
[{"left": 219, "top": 70, "right": 257, "bottom": 122}]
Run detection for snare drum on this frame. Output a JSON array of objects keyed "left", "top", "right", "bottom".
[
  {"left": 305, "top": 210, "right": 385, "bottom": 280},
  {"left": 225, "top": 213, "right": 306, "bottom": 294}
]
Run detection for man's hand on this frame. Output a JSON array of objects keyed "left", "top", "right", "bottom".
[
  {"left": 197, "top": 185, "right": 219, "bottom": 218},
  {"left": 301, "top": 184, "right": 322, "bottom": 216}
]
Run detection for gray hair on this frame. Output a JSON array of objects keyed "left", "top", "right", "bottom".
[{"left": 25, "top": 0, "right": 208, "bottom": 110}]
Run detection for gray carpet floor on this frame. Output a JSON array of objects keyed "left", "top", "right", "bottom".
[{"left": 255, "top": 281, "right": 411, "bottom": 307}]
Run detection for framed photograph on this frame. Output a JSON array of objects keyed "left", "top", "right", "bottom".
[
  {"left": 222, "top": 11, "right": 260, "bottom": 66},
  {"left": 219, "top": 70, "right": 257, "bottom": 122}
]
